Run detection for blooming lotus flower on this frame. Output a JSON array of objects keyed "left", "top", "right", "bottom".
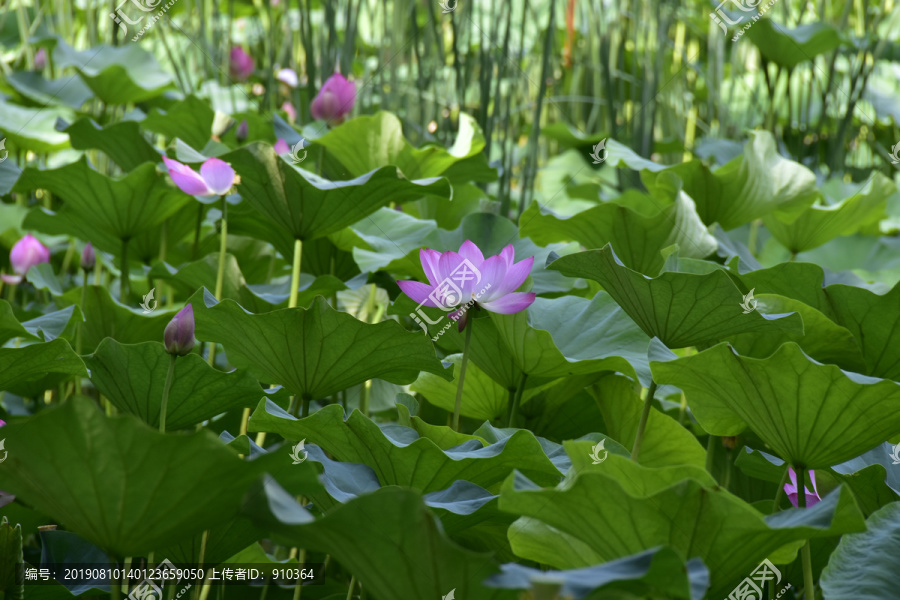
[
  {"left": 785, "top": 467, "right": 820, "bottom": 508},
  {"left": 164, "top": 305, "right": 195, "bottom": 356},
  {"left": 276, "top": 68, "right": 298, "bottom": 88},
  {"left": 274, "top": 138, "right": 290, "bottom": 154},
  {"left": 2, "top": 234, "right": 50, "bottom": 284},
  {"left": 398, "top": 241, "right": 536, "bottom": 330},
  {"left": 81, "top": 242, "right": 96, "bottom": 271},
  {"left": 162, "top": 156, "right": 236, "bottom": 197},
  {"left": 229, "top": 47, "right": 254, "bottom": 81},
  {"left": 310, "top": 73, "right": 356, "bottom": 123}
]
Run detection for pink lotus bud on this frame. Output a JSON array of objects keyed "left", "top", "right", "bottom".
[
  {"left": 34, "top": 48, "right": 47, "bottom": 70},
  {"left": 229, "top": 47, "right": 254, "bottom": 81},
  {"left": 1, "top": 234, "right": 50, "bottom": 284},
  {"left": 310, "top": 73, "right": 356, "bottom": 123},
  {"left": 0, "top": 419, "right": 5, "bottom": 427},
  {"left": 274, "top": 138, "right": 290, "bottom": 154},
  {"left": 81, "top": 242, "right": 96, "bottom": 271},
  {"left": 235, "top": 120, "right": 249, "bottom": 143},
  {"left": 276, "top": 68, "right": 298, "bottom": 88},
  {"left": 281, "top": 101, "right": 297, "bottom": 123},
  {"left": 164, "top": 305, "right": 195, "bottom": 356}
]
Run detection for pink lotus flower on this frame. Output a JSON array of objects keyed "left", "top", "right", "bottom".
[
  {"left": 310, "top": 73, "right": 356, "bottom": 123},
  {"left": 34, "top": 48, "right": 47, "bottom": 70},
  {"left": 276, "top": 68, "right": 298, "bottom": 88},
  {"left": 274, "top": 139, "right": 290, "bottom": 154},
  {"left": 162, "top": 157, "right": 236, "bottom": 197},
  {"left": 281, "top": 101, "right": 297, "bottom": 123},
  {"left": 229, "top": 47, "right": 254, "bottom": 81},
  {"left": 398, "top": 241, "right": 536, "bottom": 330},
  {"left": 2, "top": 234, "right": 50, "bottom": 284},
  {"left": 785, "top": 467, "right": 821, "bottom": 508},
  {"left": 164, "top": 305, "right": 195, "bottom": 356}
]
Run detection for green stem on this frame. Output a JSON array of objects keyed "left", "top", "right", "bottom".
[
  {"left": 159, "top": 354, "right": 177, "bottom": 433},
  {"left": 360, "top": 380, "right": 371, "bottom": 418},
  {"left": 797, "top": 467, "right": 816, "bottom": 599},
  {"left": 772, "top": 465, "right": 790, "bottom": 512},
  {"left": 193, "top": 204, "right": 203, "bottom": 260},
  {"left": 452, "top": 317, "right": 474, "bottom": 432},
  {"left": 208, "top": 197, "right": 228, "bottom": 367},
  {"left": 292, "top": 549, "right": 306, "bottom": 600},
  {"left": 75, "top": 278, "right": 88, "bottom": 395},
  {"left": 345, "top": 576, "right": 356, "bottom": 600},
  {"left": 507, "top": 372, "right": 527, "bottom": 427},
  {"left": 631, "top": 381, "right": 658, "bottom": 462},
  {"left": 289, "top": 238, "right": 303, "bottom": 309},
  {"left": 120, "top": 237, "right": 130, "bottom": 303}
]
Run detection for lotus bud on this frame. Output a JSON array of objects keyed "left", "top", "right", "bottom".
[
  {"left": 229, "top": 47, "right": 254, "bottom": 81},
  {"left": 310, "top": 73, "right": 356, "bottom": 123},
  {"left": 2, "top": 233, "right": 50, "bottom": 284},
  {"left": 164, "top": 305, "right": 195, "bottom": 356},
  {"left": 235, "top": 120, "right": 249, "bottom": 143},
  {"left": 34, "top": 48, "right": 47, "bottom": 70},
  {"left": 81, "top": 242, "right": 96, "bottom": 271}
]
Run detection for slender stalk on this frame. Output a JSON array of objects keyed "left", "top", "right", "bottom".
[
  {"left": 208, "top": 197, "right": 228, "bottom": 367},
  {"left": 360, "top": 380, "right": 371, "bottom": 417},
  {"left": 289, "top": 238, "right": 303, "bottom": 309},
  {"left": 292, "top": 549, "right": 306, "bottom": 600},
  {"left": 159, "top": 354, "right": 177, "bottom": 433},
  {"left": 120, "top": 238, "right": 130, "bottom": 303},
  {"left": 507, "top": 372, "right": 527, "bottom": 427},
  {"left": 631, "top": 381, "right": 658, "bottom": 461},
  {"left": 110, "top": 557, "right": 121, "bottom": 600},
  {"left": 797, "top": 468, "right": 816, "bottom": 599},
  {"left": 75, "top": 279, "right": 88, "bottom": 395},
  {"left": 345, "top": 576, "right": 357, "bottom": 600},
  {"left": 193, "top": 205, "right": 203, "bottom": 260},
  {"left": 772, "top": 465, "right": 790, "bottom": 512},
  {"left": 452, "top": 317, "right": 474, "bottom": 432}
]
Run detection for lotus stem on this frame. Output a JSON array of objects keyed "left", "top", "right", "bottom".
[
  {"left": 120, "top": 237, "right": 129, "bottom": 303},
  {"left": 360, "top": 379, "right": 371, "bottom": 418},
  {"left": 208, "top": 196, "right": 228, "bottom": 367},
  {"left": 75, "top": 278, "right": 88, "bottom": 395},
  {"left": 631, "top": 381, "right": 658, "bottom": 462},
  {"left": 797, "top": 467, "right": 816, "bottom": 599},
  {"left": 452, "top": 316, "right": 474, "bottom": 432},
  {"left": 345, "top": 575, "right": 356, "bottom": 600},
  {"left": 159, "top": 354, "right": 177, "bottom": 433},
  {"left": 773, "top": 465, "right": 790, "bottom": 512},
  {"left": 289, "top": 238, "right": 303, "bottom": 309},
  {"left": 507, "top": 372, "right": 527, "bottom": 427}
]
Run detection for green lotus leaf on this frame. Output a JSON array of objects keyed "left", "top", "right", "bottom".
[
  {"left": 141, "top": 96, "right": 217, "bottom": 150},
  {"left": 747, "top": 21, "right": 848, "bottom": 69},
  {"left": 0, "top": 338, "right": 86, "bottom": 398},
  {"left": 62, "top": 118, "right": 160, "bottom": 172},
  {"left": 411, "top": 353, "right": 508, "bottom": 422}
]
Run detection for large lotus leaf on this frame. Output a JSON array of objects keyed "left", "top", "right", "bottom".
[
  {"left": 244, "top": 478, "right": 514, "bottom": 600},
  {"left": 316, "top": 110, "right": 496, "bottom": 182},
  {"left": 763, "top": 173, "right": 893, "bottom": 253},
  {"left": 14, "top": 158, "right": 190, "bottom": 251},
  {"left": 0, "top": 100, "right": 70, "bottom": 153},
  {"left": 62, "top": 118, "right": 160, "bottom": 172},
  {"left": 519, "top": 173, "right": 716, "bottom": 275},
  {"left": 489, "top": 293, "right": 653, "bottom": 385},
  {"left": 222, "top": 143, "right": 451, "bottom": 241},
  {"left": 487, "top": 548, "right": 709, "bottom": 600},
  {"left": 411, "top": 354, "right": 509, "bottom": 421},
  {"left": 821, "top": 502, "right": 900, "bottom": 600},
  {"left": 640, "top": 131, "right": 818, "bottom": 229},
  {"left": 723, "top": 292, "right": 867, "bottom": 373},
  {"left": 589, "top": 374, "right": 707, "bottom": 468},
  {"left": 651, "top": 342, "right": 900, "bottom": 468},
  {"left": 141, "top": 96, "right": 217, "bottom": 150},
  {"left": 549, "top": 245, "right": 803, "bottom": 348},
  {"left": 0, "top": 396, "right": 313, "bottom": 557},
  {"left": 333, "top": 207, "right": 439, "bottom": 276},
  {"left": 6, "top": 71, "right": 93, "bottom": 110},
  {"left": 0, "top": 301, "right": 79, "bottom": 346},
  {"left": 189, "top": 291, "right": 450, "bottom": 400},
  {"left": 0, "top": 159, "right": 22, "bottom": 197},
  {"left": 0, "top": 338, "right": 86, "bottom": 398},
  {"left": 84, "top": 339, "right": 284, "bottom": 430},
  {"left": 747, "top": 20, "right": 847, "bottom": 69},
  {"left": 248, "top": 400, "right": 564, "bottom": 493},
  {"left": 499, "top": 452, "right": 865, "bottom": 598},
  {"left": 0, "top": 517, "right": 23, "bottom": 600},
  {"left": 57, "top": 286, "right": 175, "bottom": 354},
  {"left": 52, "top": 41, "right": 174, "bottom": 104}
]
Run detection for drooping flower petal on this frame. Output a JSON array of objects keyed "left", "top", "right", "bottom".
[
  {"left": 199, "top": 158, "right": 236, "bottom": 196},
  {"left": 478, "top": 292, "right": 537, "bottom": 315},
  {"left": 162, "top": 157, "right": 213, "bottom": 196}
]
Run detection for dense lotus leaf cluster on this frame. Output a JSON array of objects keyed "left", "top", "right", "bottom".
[{"left": 2, "top": 3, "right": 900, "bottom": 600}]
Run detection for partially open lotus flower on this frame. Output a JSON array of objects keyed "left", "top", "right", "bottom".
[
  {"left": 310, "top": 73, "right": 356, "bottom": 123},
  {"left": 162, "top": 157, "right": 236, "bottom": 197},
  {"left": 2, "top": 233, "right": 50, "bottom": 284},
  {"left": 164, "top": 305, "right": 195, "bottom": 356},
  {"left": 398, "top": 240, "right": 536, "bottom": 330},
  {"left": 785, "top": 467, "right": 821, "bottom": 508}
]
